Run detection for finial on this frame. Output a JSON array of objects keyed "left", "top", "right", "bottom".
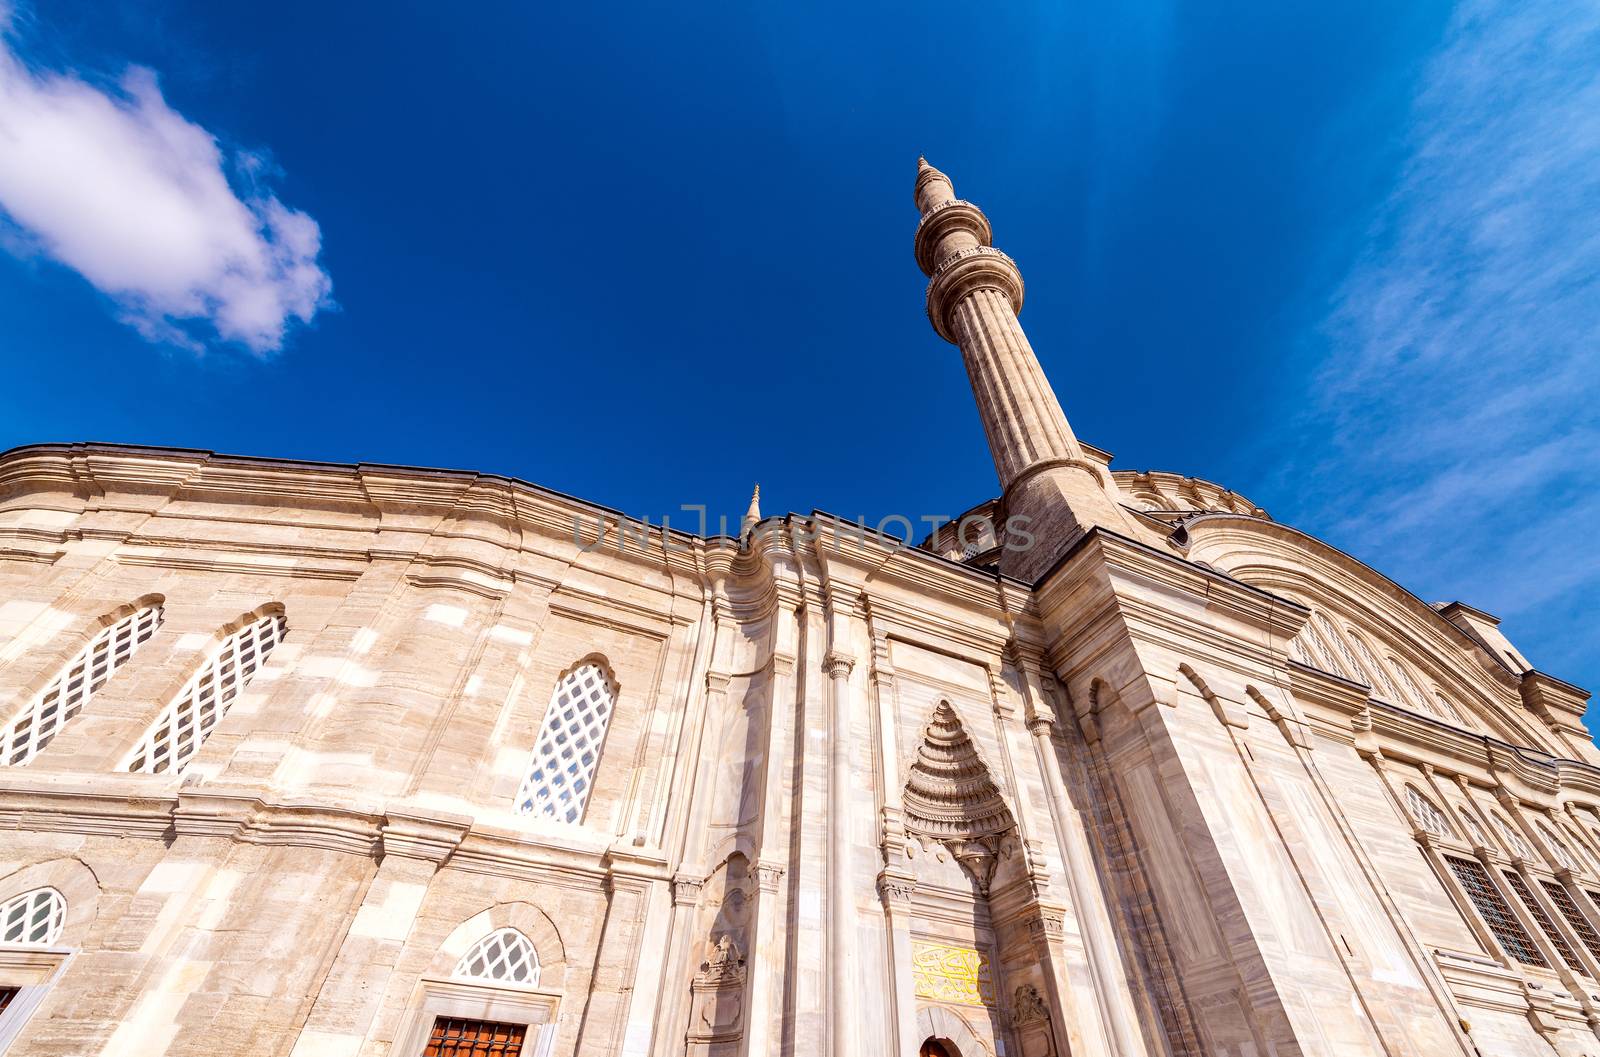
[
  {"left": 741, "top": 483, "right": 762, "bottom": 541},
  {"left": 915, "top": 156, "right": 955, "bottom": 214}
]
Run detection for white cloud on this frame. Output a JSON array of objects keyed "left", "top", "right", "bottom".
[
  {"left": 1279, "top": 0, "right": 1600, "bottom": 675},
  {"left": 0, "top": 13, "right": 331, "bottom": 352}
]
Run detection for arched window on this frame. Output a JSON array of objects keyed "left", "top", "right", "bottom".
[
  {"left": 123, "top": 613, "right": 287, "bottom": 776},
  {"left": 1, "top": 605, "right": 162, "bottom": 766},
  {"left": 1311, "top": 613, "right": 1357, "bottom": 680},
  {"left": 1538, "top": 821, "right": 1578, "bottom": 871},
  {"left": 1457, "top": 804, "right": 1490, "bottom": 849},
  {"left": 1493, "top": 814, "right": 1531, "bottom": 860},
  {"left": 1432, "top": 691, "right": 1466, "bottom": 725},
  {"left": 1388, "top": 657, "right": 1431, "bottom": 714},
  {"left": 515, "top": 661, "right": 617, "bottom": 823},
  {"left": 1405, "top": 787, "right": 1454, "bottom": 840},
  {"left": 454, "top": 928, "right": 540, "bottom": 986},
  {"left": 1347, "top": 631, "right": 1401, "bottom": 701},
  {"left": 0, "top": 888, "right": 64, "bottom": 947}
]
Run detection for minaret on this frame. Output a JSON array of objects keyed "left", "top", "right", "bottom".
[{"left": 915, "top": 157, "right": 1134, "bottom": 581}]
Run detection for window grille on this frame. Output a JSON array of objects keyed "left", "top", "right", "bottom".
[
  {"left": 454, "top": 928, "right": 540, "bottom": 986},
  {"left": 1444, "top": 855, "right": 1546, "bottom": 966},
  {"left": 0, "top": 606, "right": 162, "bottom": 766},
  {"left": 515, "top": 662, "right": 616, "bottom": 823},
  {"left": 1503, "top": 870, "right": 1584, "bottom": 972},
  {"left": 0, "top": 986, "right": 17, "bottom": 1016},
  {"left": 1494, "top": 815, "right": 1532, "bottom": 860},
  {"left": 422, "top": 1017, "right": 526, "bottom": 1057},
  {"left": 1405, "top": 788, "right": 1454, "bottom": 840},
  {"left": 1540, "top": 880, "right": 1600, "bottom": 963},
  {"left": 124, "top": 614, "right": 286, "bottom": 776},
  {"left": 0, "top": 887, "right": 64, "bottom": 946}
]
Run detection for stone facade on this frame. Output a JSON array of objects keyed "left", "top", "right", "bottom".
[{"left": 0, "top": 161, "right": 1596, "bottom": 1057}]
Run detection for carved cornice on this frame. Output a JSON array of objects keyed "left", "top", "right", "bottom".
[
  {"left": 925, "top": 246, "right": 1025, "bottom": 344},
  {"left": 913, "top": 199, "right": 993, "bottom": 275}
]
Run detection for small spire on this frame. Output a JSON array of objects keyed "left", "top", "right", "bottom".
[
  {"left": 741, "top": 483, "right": 762, "bottom": 540},
  {"left": 914, "top": 155, "right": 955, "bottom": 213}
]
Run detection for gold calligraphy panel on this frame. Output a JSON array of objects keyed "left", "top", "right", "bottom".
[{"left": 910, "top": 940, "right": 995, "bottom": 1007}]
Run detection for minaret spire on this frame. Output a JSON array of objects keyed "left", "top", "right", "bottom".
[
  {"left": 741, "top": 483, "right": 761, "bottom": 541},
  {"left": 914, "top": 158, "right": 1133, "bottom": 580}
]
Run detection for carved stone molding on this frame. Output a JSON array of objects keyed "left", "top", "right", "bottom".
[
  {"left": 877, "top": 869, "right": 917, "bottom": 908},
  {"left": 754, "top": 862, "right": 785, "bottom": 893}
]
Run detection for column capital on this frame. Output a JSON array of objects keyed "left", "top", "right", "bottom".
[
  {"left": 824, "top": 651, "right": 856, "bottom": 679},
  {"left": 671, "top": 873, "right": 704, "bottom": 906}
]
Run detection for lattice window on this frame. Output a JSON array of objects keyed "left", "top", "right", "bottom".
[
  {"left": 1541, "top": 880, "right": 1600, "bottom": 962},
  {"left": 454, "top": 928, "right": 540, "bottom": 986},
  {"left": 1312, "top": 614, "right": 1363, "bottom": 681},
  {"left": 123, "top": 614, "right": 286, "bottom": 776},
  {"left": 1493, "top": 815, "right": 1532, "bottom": 860},
  {"left": 1388, "top": 658, "right": 1430, "bottom": 714},
  {"left": 1444, "top": 855, "right": 1546, "bottom": 966},
  {"left": 422, "top": 1017, "right": 526, "bottom": 1057},
  {"left": 1405, "top": 787, "right": 1454, "bottom": 840},
  {"left": 1459, "top": 808, "right": 1491, "bottom": 850},
  {"left": 1433, "top": 692, "right": 1465, "bottom": 724},
  {"left": 1503, "top": 870, "right": 1584, "bottom": 972},
  {"left": 515, "top": 662, "right": 616, "bottom": 823},
  {"left": 0, "top": 887, "right": 64, "bottom": 946},
  {"left": 1539, "top": 822, "right": 1578, "bottom": 871},
  {"left": 1, "top": 606, "right": 162, "bottom": 766},
  {"left": 1303, "top": 614, "right": 1351, "bottom": 678},
  {"left": 1348, "top": 632, "right": 1401, "bottom": 701}
]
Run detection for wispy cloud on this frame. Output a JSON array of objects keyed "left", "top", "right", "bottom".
[
  {"left": 0, "top": 8, "right": 331, "bottom": 353},
  {"left": 1282, "top": 0, "right": 1600, "bottom": 677}
]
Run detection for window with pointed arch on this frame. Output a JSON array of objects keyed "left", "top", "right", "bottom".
[
  {"left": 123, "top": 612, "right": 287, "bottom": 777},
  {"left": 1, "top": 605, "right": 163, "bottom": 766},
  {"left": 515, "top": 660, "right": 617, "bottom": 823},
  {"left": 0, "top": 886, "right": 69, "bottom": 1050},
  {"left": 0, "top": 889, "right": 63, "bottom": 948},
  {"left": 1492, "top": 814, "right": 1532, "bottom": 860},
  {"left": 1346, "top": 630, "right": 1402, "bottom": 702},
  {"left": 455, "top": 928, "right": 540, "bottom": 987},
  {"left": 1405, "top": 787, "right": 1454, "bottom": 841}
]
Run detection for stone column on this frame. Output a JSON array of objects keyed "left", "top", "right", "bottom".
[
  {"left": 914, "top": 158, "right": 1133, "bottom": 582},
  {"left": 742, "top": 574, "right": 802, "bottom": 1057},
  {"left": 877, "top": 872, "right": 920, "bottom": 1057},
  {"left": 824, "top": 646, "right": 857, "bottom": 1057}
]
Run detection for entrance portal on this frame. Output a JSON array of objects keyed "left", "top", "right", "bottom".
[{"left": 919, "top": 1039, "right": 957, "bottom": 1057}]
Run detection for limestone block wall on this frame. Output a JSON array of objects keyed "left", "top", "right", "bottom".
[{"left": 2, "top": 443, "right": 1598, "bottom": 1057}]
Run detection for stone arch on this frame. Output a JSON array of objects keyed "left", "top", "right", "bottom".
[
  {"left": 0, "top": 856, "right": 101, "bottom": 946},
  {"left": 915, "top": 1004, "right": 990, "bottom": 1057},
  {"left": 427, "top": 900, "right": 568, "bottom": 990}
]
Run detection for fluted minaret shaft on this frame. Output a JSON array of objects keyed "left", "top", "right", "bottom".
[{"left": 915, "top": 158, "right": 1130, "bottom": 580}]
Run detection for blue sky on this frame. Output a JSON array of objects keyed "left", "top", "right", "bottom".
[{"left": 1, "top": 1, "right": 1596, "bottom": 718}]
